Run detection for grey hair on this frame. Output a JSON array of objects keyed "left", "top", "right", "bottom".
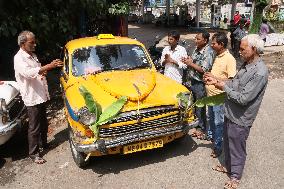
[
  {"left": 17, "top": 31, "right": 35, "bottom": 46},
  {"left": 241, "top": 34, "right": 264, "bottom": 54}
]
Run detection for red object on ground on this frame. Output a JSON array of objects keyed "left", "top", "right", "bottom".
[{"left": 0, "top": 81, "right": 4, "bottom": 85}]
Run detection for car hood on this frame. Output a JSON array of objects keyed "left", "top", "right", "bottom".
[
  {"left": 0, "top": 81, "right": 20, "bottom": 105},
  {"left": 64, "top": 69, "right": 188, "bottom": 112}
]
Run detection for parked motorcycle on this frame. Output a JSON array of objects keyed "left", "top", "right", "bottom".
[{"left": 148, "top": 35, "right": 164, "bottom": 73}]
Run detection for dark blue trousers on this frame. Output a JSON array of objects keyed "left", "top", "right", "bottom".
[
  {"left": 189, "top": 79, "right": 207, "bottom": 131},
  {"left": 224, "top": 117, "right": 250, "bottom": 180}
]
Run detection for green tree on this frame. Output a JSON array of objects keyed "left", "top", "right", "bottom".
[
  {"left": 249, "top": 0, "right": 269, "bottom": 33},
  {"left": 0, "top": 0, "right": 128, "bottom": 79},
  {"left": 108, "top": 1, "right": 130, "bottom": 36}
]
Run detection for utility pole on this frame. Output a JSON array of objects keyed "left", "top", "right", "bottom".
[
  {"left": 231, "top": 0, "right": 237, "bottom": 20},
  {"left": 196, "top": 0, "right": 201, "bottom": 27}
]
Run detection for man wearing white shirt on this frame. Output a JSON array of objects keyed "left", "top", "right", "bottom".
[
  {"left": 14, "top": 31, "right": 63, "bottom": 164},
  {"left": 160, "top": 31, "right": 187, "bottom": 83}
]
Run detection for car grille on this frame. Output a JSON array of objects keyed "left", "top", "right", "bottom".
[
  {"left": 106, "top": 106, "right": 179, "bottom": 124},
  {"left": 99, "top": 106, "right": 181, "bottom": 138},
  {"left": 8, "top": 95, "right": 25, "bottom": 121}
]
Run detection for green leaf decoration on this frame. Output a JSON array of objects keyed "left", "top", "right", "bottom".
[
  {"left": 194, "top": 93, "right": 226, "bottom": 108},
  {"left": 96, "top": 96, "right": 128, "bottom": 125},
  {"left": 79, "top": 86, "right": 127, "bottom": 139},
  {"left": 176, "top": 92, "right": 191, "bottom": 110},
  {"left": 79, "top": 85, "right": 101, "bottom": 121},
  {"left": 90, "top": 123, "right": 99, "bottom": 138}
]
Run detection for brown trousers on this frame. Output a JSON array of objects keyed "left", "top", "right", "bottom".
[{"left": 26, "top": 103, "right": 48, "bottom": 156}]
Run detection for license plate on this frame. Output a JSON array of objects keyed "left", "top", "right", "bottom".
[{"left": 123, "top": 139, "right": 163, "bottom": 154}]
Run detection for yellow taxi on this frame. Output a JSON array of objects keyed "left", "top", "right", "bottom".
[{"left": 60, "top": 34, "right": 198, "bottom": 167}]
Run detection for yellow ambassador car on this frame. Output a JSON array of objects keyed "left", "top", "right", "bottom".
[{"left": 60, "top": 34, "right": 198, "bottom": 167}]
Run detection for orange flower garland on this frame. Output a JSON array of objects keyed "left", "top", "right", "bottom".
[{"left": 92, "top": 69, "right": 156, "bottom": 102}]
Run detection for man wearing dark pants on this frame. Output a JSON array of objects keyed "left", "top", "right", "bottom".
[
  {"left": 182, "top": 31, "right": 215, "bottom": 140},
  {"left": 14, "top": 31, "right": 63, "bottom": 164},
  {"left": 27, "top": 104, "right": 48, "bottom": 156},
  {"left": 204, "top": 34, "right": 268, "bottom": 188}
]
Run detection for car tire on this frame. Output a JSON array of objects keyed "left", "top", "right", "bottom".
[{"left": 68, "top": 127, "right": 90, "bottom": 168}]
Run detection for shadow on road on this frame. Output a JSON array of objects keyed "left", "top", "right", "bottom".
[
  {"left": 41, "top": 127, "right": 68, "bottom": 156},
  {"left": 0, "top": 128, "right": 29, "bottom": 162},
  {"left": 87, "top": 135, "right": 197, "bottom": 176},
  {"left": 0, "top": 124, "right": 68, "bottom": 163},
  {"left": 0, "top": 158, "right": 6, "bottom": 169}
]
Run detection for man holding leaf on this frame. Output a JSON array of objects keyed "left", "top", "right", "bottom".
[
  {"left": 204, "top": 32, "right": 236, "bottom": 158},
  {"left": 204, "top": 34, "right": 268, "bottom": 189}
]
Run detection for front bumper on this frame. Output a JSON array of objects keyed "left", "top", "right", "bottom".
[
  {"left": 0, "top": 109, "right": 27, "bottom": 145},
  {"left": 73, "top": 119, "right": 199, "bottom": 153},
  {"left": 0, "top": 121, "right": 19, "bottom": 145}
]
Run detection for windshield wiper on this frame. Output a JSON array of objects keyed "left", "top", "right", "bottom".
[{"left": 125, "top": 64, "right": 150, "bottom": 70}]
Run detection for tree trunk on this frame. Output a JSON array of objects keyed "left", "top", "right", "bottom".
[
  {"left": 118, "top": 15, "right": 128, "bottom": 36},
  {"left": 249, "top": 1, "right": 266, "bottom": 34}
]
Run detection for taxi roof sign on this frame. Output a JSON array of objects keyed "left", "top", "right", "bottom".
[{"left": 97, "top": 34, "right": 115, "bottom": 40}]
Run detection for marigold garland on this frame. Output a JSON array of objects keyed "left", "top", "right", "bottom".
[{"left": 92, "top": 69, "right": 156, "bottom": 102}]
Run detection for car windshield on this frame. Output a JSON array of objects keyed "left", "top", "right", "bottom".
[{"left": 72, "top": 44, "right": 151, "bottom": 76}]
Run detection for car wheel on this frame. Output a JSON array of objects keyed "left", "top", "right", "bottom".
[{"left": 68, "top": 128, "right": 90, "bottom": 168}]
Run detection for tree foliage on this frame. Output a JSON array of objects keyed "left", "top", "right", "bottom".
[
  {"left": 108, "top": 1, "right": 130, "bottom": 15},
  {"left": 0, "top": 0, "right": 109, "bottom": 57},
  {"left": 0, "top": 0, "right": 129, "bottom": 79},
  {"left": 249, "top": 0, "right": 269, "bottom": 33}
]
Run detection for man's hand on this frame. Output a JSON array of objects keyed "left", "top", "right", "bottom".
[
  {"left": 165, "top": 54, "right": 177, "bottom": 65},
  {"left": 39, "top": 59, "right": 64, "bottom": 75},
  {"left": 41, "top": 71, "right": 47, "bottom": 76},
  {"left": 49, "top": 59, "right": 64, "bottom": 69},
  {"left": 215, "top": 80, "right": 225, "bottom": 90},
  {"left": 204, "top": 75, "right": 217, "bottom": 85},
  {"left": 203, "top": 72, "right": 214, "bottom": 79},
  {"left": 203, "top": 73, "right": 225, "bottom": 90},
  {"left": 181, "top": 56, "right": 193, "bottom": 67}
]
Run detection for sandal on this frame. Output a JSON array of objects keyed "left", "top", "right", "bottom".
[
  {"left": 196, "top": 131, "right": 206, "bottom": 140},
  {"left": 210, "top": 149, "right": 222, "bottom": 158},
  {"left": 212, "top": 164, "right": 229, "bottom": 174},
  {"left": 224, "top": 178, "right": 240, "bottom": 189},
  {"left": 191, "top": 128, "right": 198, "bottom": 137},
  {"left": 29, "top": 155, "right": 46, "bottom": 164}
]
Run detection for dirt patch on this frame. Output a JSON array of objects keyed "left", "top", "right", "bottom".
[{"left": 262, "top": 52, "right": 284, "bottom": 80}]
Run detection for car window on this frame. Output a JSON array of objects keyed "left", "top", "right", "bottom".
[{"left": 72, "top": 44, "right": 151, "bottom": 77}]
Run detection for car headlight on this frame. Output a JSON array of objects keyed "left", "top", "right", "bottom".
[
  {"left": 177, "top": 92, "right": 193, "bottom": 110},
  {"left": 0, "top": 114, "right": 9, "bottom": 125},
  {"left": 77, "top": 106, "right": 97, "bottom": 126},
  {"left": 0, "top": 98, "right": 7, "bottom": 113},
  {"left": 0, "top": 98, "right": 9, "bottom": 125}
]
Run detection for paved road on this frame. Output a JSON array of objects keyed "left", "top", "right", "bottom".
[{"left": 0, "top": 24, "right": 283, "bottom": 189}]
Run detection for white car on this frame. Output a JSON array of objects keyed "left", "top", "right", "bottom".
[{"left": 0, "top": 81, "right": 26, "bottom": 145}]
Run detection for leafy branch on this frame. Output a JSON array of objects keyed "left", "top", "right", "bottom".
[
  {"left": 108, "top": 1, "right": 130, "bottom": 15},
  {"left": 177, "top": 92, "right": 226, "bottom": 110},
  {"left": 79, "top": 85, "right": 127, "bottom": 139},
  {"left": 193, "top": 93, "right": 226, "bottom": 108}
]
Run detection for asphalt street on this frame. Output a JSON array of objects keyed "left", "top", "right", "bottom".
[{"left": 0, "top": 24, "right": 283, "bottom": 189}]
